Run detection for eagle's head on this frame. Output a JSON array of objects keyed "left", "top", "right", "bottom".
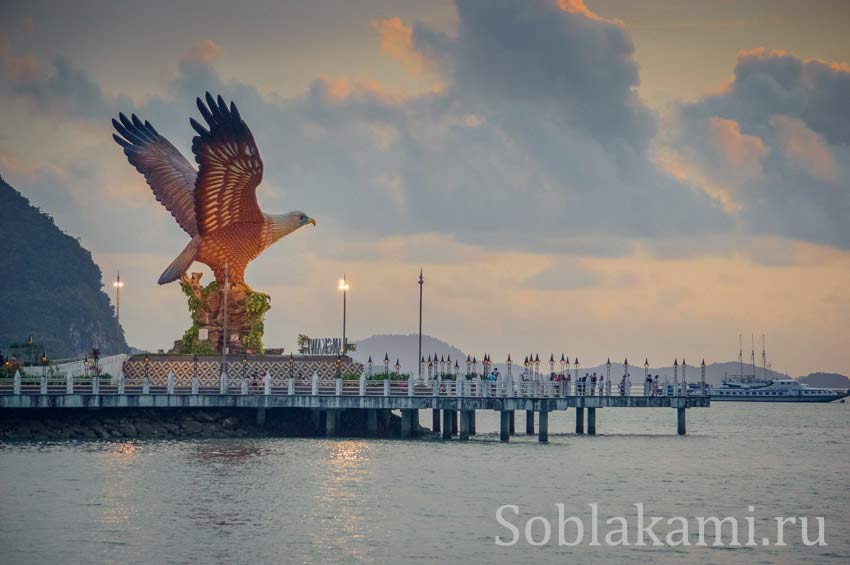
[{"left": 269, "top": 211, "right": 316, "bottom": 243}]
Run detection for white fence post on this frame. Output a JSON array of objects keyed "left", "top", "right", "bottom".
[
  {"left": 359, "top": 373, "right": 366, "bottom": 397},
  {"left": 40, "top": 373, "right": 48, "bottom": 395},
  {"left": 143, "top": 374, "right": 150, "bottom": 395},
  {"left": 117, "top": 373, "right": 125, "bottom": 395},
  {"left": 13, "top": 370, "right": 21, "bottom": 395},
  {"left": 336, "top": 377, "right": 342, "bottom": 396},
  {"left": 383, "top": 378, "right": 390, "bottom": 397},
  {"left": 92, "top": 375, "right": 100, "bottom": 395},
  {"left": 219, "top": 371, "right": 228, "bottom": 395},
  {"left": 408, "top": 374, "right": 415, "bottom": 397},
  {"left": 288, "top": 377, "right": 294, "bottom": 396},
  {"left": 192, "top": 376, "right": 199, "bottom": 395},
  {"left": 264, "top": 371, "right": 271, "bottom": 396},
  {"left": 311, "top": 371, "right": 319, "bottom": 396},
  {"left": 167, "top": 370, "right": 175, "bottom": 394},
  {"left": 456, "top": 378, "right": 463, "bottom": 397},
  {"left": 241, "top": 377, "right": 248, "bottom": 395}
]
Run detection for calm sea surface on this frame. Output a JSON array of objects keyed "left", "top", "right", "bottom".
[{"left": 1, "top": 403, "right": 847, "bottom": 564}]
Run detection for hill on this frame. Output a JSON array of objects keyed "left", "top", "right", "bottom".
[
  {"left": 0, "top": 175, "right": 128, "bottom": 361},
  {"left": 352, "top": 334, "right": 466, "bottom": 375},
  {"left": 798, "top": 372, "right": 850, "bottom": 389}
]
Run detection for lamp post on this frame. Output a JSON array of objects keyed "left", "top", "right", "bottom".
[
  {"left": 523, "top": 356, "right": 529, "bottom": 380},
  {"left": 384, "top": 353, "right": 389, "bottom": 377},
  {"left": 41, "top": 351, "right": 48, "bottom": 380},
  {"left": 574, "top": 357, "right": 580, "bottom": 381},
  {"left": 418, "top": 269, "right": 423, "bottom": 378},
  {"left": 606, "top": 357, "right": 611, "bottom": 383},
  {"left": 507, "top": 354, "right": 512, "bottom": 379},
  {"left": 336, "top": 355, "right": 342, "bottom": 379},
  {"left": 427, "top": 356, "right": 433, "bottom": 381},
  {"left": 113, "top": 271, "right": 125, "bottom": 327},
  {"left": 144, "top": 354, "right": 149, "bottom": 383},
  {"left": 289, "top": 352, "right": 294, "bottom": 380},
  {"left": 472, "top": 356, "right": 477, "bottom": 379},
  {"left": 193, "top": 353, "right": 199, "bottom": 381},
  {"left": 560, "top": 354, "right": 566, "bottom": 377},
  {"left": 395, "top": 359, "right": 401, "bottom": 377},
  {"left": 440, "top": 355, "right": 446, "bottom": 377},
  {"left": 682, "top": 358, "right": 688, "bottom": 394},
  {"left": 338, "top": 275, "right": 349, "bottom": 354},
  {"left": 644, "top": 358, "right": 649, "bottom": 381},
  {"left": 454, "top": 360, "right": 459, "bottom": 379},
  {"left": 534, "top": 354, "right": 540, "bottom": 382},
  {"left": 367, "top": 355, "right": 373, "bottom": 378},
  {"left": 701, "top": 359, "right": 706, "bottom": 396},
  {"left": 420, "top": 356, "right": 425, "bottom": 381},
  {"left": 483, "top": 354, "right": 490, "bottom": 379},
  {"left": 549, "top": 354, "right": 555, "bottom": 379},
  {"left": 466, "top": 355, "right": 471, "bottom": 379}
]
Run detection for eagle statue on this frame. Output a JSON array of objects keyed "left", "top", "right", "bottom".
[{"left": 112, "top": 92, "right": 315, "bottom": 286}]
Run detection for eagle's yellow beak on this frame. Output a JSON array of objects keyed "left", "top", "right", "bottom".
[{"left": 308, "top": 217, "right": 316, "bottom": 226}]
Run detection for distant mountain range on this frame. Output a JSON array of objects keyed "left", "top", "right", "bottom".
[
  {"left": 353, "top": 334, "right": 848, "bottom": 385},
  {"left": 0, "top": 175, "right": 128, "bottom": 360}
]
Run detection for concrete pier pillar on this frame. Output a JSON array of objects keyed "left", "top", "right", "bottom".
[
  {"left": 509, "top": 410, "right": 516, "bottom": 435},
  {"left": 500, "top": 410, "right": 511, "bottom": 442},
  {"left": 411, "top": 408, "right": 419, "bottom": 436},
  {"left": 526, "top": 410, "right": 535, "bottom": 435},
  {"left": 587, "top": 407, "right": 596, "bottom": 435},
  {"left": 459, "top": 411, "right": 470, "bottom": 441},
  {"left": 538, "top": 411, "right": 549, "bottom": 443},
  {"left": 256, "top": 407, "right": 266, "bottom": 427},
  {"left": 401, "top": 409, "right": 414, "bottom": 438},
  {"left": 451, "top": 411, "right": 458, "bottom": 434},
  {"left": 442, "top": 409, "right": 453, "bottom": 439},
  {"left": 677, "top": 407, "right": 686, "bottom": 435},
  {"left": 367, "top": 409, "right": 378, "bottom": 435},
  {"left": 381, "top": 409, "right": 391, "bottom": 430},
  {"left": 575, "top": 407, "right": 585, "bottom": 434},
  {"left": 325, "top": 410, "right": 339, "bottom": 437},
  {"left": 311, "top": 408, "right": 321, "bottom": 431},
  {"left": 432, "top": 409, "right": 441, "bottom": 433},
  {"left": 469, "top": 411, "right": 476, "bottom": 435}
]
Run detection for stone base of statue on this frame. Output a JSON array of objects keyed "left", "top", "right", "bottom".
[{"left": 174, "top": 272, "right": 271, "bottom": 354}]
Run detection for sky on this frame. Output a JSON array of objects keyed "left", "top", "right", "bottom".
[{"left": 1, "top": 0, "right": 848, "bottom": 375}]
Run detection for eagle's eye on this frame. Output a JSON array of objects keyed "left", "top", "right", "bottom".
[{"left": 300, "top": 215, "right": 306, "bottom": 221}]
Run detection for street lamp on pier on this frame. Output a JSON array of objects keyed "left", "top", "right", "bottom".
[
  {"left": 507, "top": 354, "right": 512, "bottom": 379},
  {"left": 384, "top": 353, "right": 389, "bottom": 377},
  {"left": 338, "top": 275, "right": 349, "bottom": 354},
  {"left": 112, "top": 272, "right": 125, "bottom": 328},
  {"left": 395, "top": 359, "right": 401, "bottom": 377}
]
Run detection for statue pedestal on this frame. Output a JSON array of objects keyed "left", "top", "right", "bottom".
[{"left": 177, "top": 272, "right": 270, "bottom": 354}]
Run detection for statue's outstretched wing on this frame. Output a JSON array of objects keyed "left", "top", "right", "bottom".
[
  {"left": 190, "top": 92, "right": 264, "bottom": 235},
  {"left": 112, "top": 114, "right": 198, "bottom": 237}
]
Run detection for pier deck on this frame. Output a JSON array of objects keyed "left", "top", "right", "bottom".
[{"left": 0, "top": 376, "right": 708, "bottom": 441}]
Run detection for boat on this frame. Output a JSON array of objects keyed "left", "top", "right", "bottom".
[{"left": 707, "top": 378, "right": 849, "bottom": 402}]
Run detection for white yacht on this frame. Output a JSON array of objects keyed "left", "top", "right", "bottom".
[{"left": 709, "top": 378, "right": 848, "bottom": 402}]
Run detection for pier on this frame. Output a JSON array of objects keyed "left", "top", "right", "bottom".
[{"left": 0, "top": 373, "right": 709, "bottom": 441}]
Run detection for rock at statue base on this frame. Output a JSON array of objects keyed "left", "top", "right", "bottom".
[{"left": 175, "top": 272, "right": 271, "bottom": 354}]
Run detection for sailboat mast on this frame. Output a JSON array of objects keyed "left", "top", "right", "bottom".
[
  {"left": 762, "top": 334, "right": 767, "bottom": 380},
  {"left": 751, "top": 334, "right": 756, "bottom": 381}
]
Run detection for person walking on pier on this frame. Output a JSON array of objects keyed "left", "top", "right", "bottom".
[{"left": 590, "top": 372, "right": 598, "bottom": 396}]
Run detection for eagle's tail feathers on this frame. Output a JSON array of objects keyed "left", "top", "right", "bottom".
[{"left": 158, "top": 237, "right": 200, "bottom": 285}]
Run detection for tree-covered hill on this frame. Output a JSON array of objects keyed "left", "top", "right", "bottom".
[{"left": 0, "top": 175, "right": 128, "bottom": 361}]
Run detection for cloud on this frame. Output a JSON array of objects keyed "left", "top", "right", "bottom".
[
  {"left": 666, "top": 48, "right": 850, "bottom": 249},
  {"left": 181, "top": 40, "right": 222, "bottom": 67},
  {"left": 372, "top": 17, "right": 429, "bottom": 75}
]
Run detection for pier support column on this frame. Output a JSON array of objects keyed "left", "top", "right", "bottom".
[
  {"left": 575, "top": 407, "right": 585, "bottom": 434},
  {"left": 325, "top": 410, "right": 339, "bottom": 437},
  {"left": 587, "top": 407, "right": 596, "bottom": 435},
  {"left": 538, "top": 411, "right": 549, "bottom": 443},
  {"left": 677, "top": 407, "right": 686, "bottom": 435},
  {"left": 459, "top": 411, "right": 470, "bottom": 441},
  {"left": 367, "top": 409, "right": 378, "bottom": 435},
  {"left": 381, "top": 409, "right": 391, "bottom": 431},
  {"left": 401, "top": 409, "right": 414, "bottom": 438},
  {"left": 442, "top": 409, "right": 453, "bottom": 439},
  {"left": 255, "top": 407, "right": 266, "bottom": 427},
  {"left": 500, "top": 410, "right": 511, "bottom": 442},
  {"left": 509, "top": 411, "right": 515, "bottom": 435},
  {"left": 451, "top": 411, "right": 458, "bottom": 434},
  {"left": 432, "top": 409, "right": 441, "bottom": 433},
  {"left": 469, "top": 411, "right": 476, "bottom": 435},
  {"left": 311, "top": 408, "right": 322, "bottom": 432},
  {"left": 526, "top": 410, "right": 535, "bottom": 435}
]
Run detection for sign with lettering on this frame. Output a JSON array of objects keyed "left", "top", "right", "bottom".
[{"left": 308, "top": 338, "right": 346, "bottom": 355}]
